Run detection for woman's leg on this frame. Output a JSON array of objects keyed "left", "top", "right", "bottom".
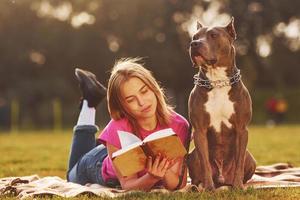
[
  {"left": 67, "top": 69, "right": 107, "bottom": 184},
  {"left": 68, "top": 100, "right": 97, "bottom": 171}
]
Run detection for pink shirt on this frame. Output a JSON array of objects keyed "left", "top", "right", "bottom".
[{"left": 98, "top": 112, "right": 189, "bottom": 183}]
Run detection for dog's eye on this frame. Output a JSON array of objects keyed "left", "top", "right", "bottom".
[
  {"left": 192, "top": 35, "right": 199, "bottom": 40},
  {"left": 210, "top": 33, "right": 218, "bottom": 39}
]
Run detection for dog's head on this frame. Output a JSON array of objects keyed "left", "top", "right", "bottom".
[{"left": 189, "top": 17, "right": 237, "bottom": 70}]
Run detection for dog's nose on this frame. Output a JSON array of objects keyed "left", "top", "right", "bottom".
[
  {"left": 190, "top": 41, "right": 201, "bottom": 48},
  {"left": 207, "top": 59, "right": 217, "bottom": 65}
]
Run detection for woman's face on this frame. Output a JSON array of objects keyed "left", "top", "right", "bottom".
[{"left": 121, "top": 77, "right": 157, "bottom": 121}]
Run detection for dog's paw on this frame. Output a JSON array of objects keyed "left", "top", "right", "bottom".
[
  {"left": 216, "top": 185, "right": 230, "bottom": 191},
  {"left": 232, "top": 178, "right": 245, "bottom": 189},
  {"left": 201, "top": 180, "right": 216, "bottom": 191}
]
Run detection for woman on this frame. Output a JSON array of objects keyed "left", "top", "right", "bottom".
[{"left": 67, "top": 58, "right": 189, "bottom": 191}]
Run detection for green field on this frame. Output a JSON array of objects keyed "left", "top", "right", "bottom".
[{"left": 1, "top": 125, "right": 300, "bottom": 199}]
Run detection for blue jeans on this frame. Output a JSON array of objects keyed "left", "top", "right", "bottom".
[{"left": 67, "top": 125, "right": 108, "bottom": 186}]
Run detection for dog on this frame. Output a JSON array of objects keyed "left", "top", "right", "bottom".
[{"left": 187, "top": 17, "right": 256, "bottom": 190}]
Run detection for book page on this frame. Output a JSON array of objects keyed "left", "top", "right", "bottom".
[
  {"left": 146, "top": 135, "right": 187, "bottom": 159},
  {"left": 112, "top": 146, "right": 147, "bottom": 177},
  {"left": 118, "top": 130, "right": 142, "bottom": 149},
  {"left": 112, "top": 141, "right": 143, "bottom": 158},
  {"left": 143, "top": 128, "right": 175, "bottom": 143}
]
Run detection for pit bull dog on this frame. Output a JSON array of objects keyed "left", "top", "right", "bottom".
[{"left": 187, "top": 17, "right": 256, "bottom": 190}]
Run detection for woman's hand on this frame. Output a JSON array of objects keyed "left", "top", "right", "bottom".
[
  {"left": 162, "top": 157, "right": 187, "bottom": 190},
  {"left": 146, "top": 154, "right": 171, "bottom": 179}
]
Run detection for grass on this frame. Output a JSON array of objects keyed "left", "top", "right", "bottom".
[{"left": 1, "top": 125, "right": 300, "bottom": 199}]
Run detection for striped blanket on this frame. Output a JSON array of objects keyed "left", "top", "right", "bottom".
[{"left": 1, "top": 163, "right": 300, "bottom": 199}]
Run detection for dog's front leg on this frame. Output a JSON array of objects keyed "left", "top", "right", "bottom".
[
  {"left": 194, "top": 128, "right": 215, "bottom": 190},
  {"left": 233, "top": 127, "right": 248, "bottom": 189}
]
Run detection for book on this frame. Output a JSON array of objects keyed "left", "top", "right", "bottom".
[{"left": 111, "top": 128, "right": 187, "bottom": 177}]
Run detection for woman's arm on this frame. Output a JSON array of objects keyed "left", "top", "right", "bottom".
[
  {"left": 162, "top": 157, "right": 187, "bottom": 190},
  {"left": 107, "top": 144, "right": 170, "bottom": 191}
]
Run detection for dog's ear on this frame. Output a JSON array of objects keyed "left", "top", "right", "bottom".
[
  {"left": 197, "top": 21, "right": 203, "bottom": 30},
  {"left": 225, "top": 17, "right": 237, "bottom": 40}
]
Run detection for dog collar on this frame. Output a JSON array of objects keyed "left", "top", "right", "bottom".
[{"left": 193, "top": 69, "right": 241, "bottom": 89}]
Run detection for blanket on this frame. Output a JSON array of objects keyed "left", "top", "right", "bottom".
[{"left": 1, "top": 163, "right": 300, "bottom": 199}]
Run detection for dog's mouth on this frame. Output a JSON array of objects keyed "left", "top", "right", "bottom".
[
  {"left": 195, "top": 55, "right": 205, "bottom": 62},
  {"left": 191, "top": 52, "right": 217, "bottom": 67},
  {"left": 191, "top": 51, "right": 203, "bottom": 62}
]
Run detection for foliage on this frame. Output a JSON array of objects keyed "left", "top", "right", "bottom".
[{"left": 0, "top": 0, "right": 299, "bottom": 128}]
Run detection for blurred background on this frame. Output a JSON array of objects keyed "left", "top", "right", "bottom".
[{"left": 0, "top": 0, "right": 299, "bottom": 132}]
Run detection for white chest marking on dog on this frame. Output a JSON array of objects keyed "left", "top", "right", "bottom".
[{"left": 204, "top": 67, "right": 235, "bottom": 132}]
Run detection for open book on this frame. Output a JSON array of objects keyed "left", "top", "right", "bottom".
[{"left": 111, "top": 128, "right": 187, "bottom": 177}]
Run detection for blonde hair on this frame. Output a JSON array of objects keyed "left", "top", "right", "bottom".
[{"left": 107, "top": 58, "right": 174, "bottom": 134}]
